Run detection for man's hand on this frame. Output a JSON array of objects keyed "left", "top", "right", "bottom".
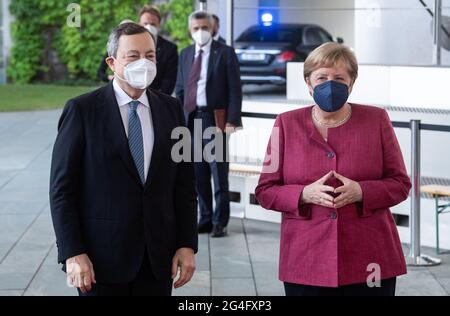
[
  {"left": 66, "top": 253, "right": 96, "bottom": 293},
  {"left": 333, "top": 171, "right": 363, "bottom": 208},
  {"left": 171, "top": 248, "right": 196, "bottom": 289},
  {"left": 301, "top": 171, "right": 335, "bottom": 207}
]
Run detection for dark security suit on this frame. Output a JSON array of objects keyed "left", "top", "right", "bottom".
[
  {"left": 50, "top": 82, "right": 197, "bottom": 295},
  {"left": 216, "top": 36, "right": 226, "bottom": 44},
  {"left": 175, "top": 40, "right": 242, "bottom": 229},
  {"left": 97, "top": 36, "right": 179, "bottom": 95}
]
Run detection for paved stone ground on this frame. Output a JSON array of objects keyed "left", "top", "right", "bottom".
[{"left": 0, "top": 110, "right": 449, "bottom": 296}]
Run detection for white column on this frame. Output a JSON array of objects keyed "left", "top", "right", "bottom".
[
  {"left": 1, "top": 0, "right": 5, "bottom": 83},
  {"left": 1, "top": 0, "right": 13, "bottom": 83},
  {"left": 199, "top": 0, "right": 207, "bottom": 11},
  {"left": 226, "top": 0, "right": 234, "bottom": 46},
  {"left": 433, "top": 0, "right": 442, "bottom": 65}
]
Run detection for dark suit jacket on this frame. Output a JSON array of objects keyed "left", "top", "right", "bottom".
[
  {"left": 175, "top": 40, "right": 242, "bottom": 127},
  {"left": 97, "top": 36, "right": 179, "bottom": 95},
  {"left": 49, "top": 82, "right": 198, "bottom": 284},
  {"left": 216, "top": 36, "right": 226, "bottom": 44}
]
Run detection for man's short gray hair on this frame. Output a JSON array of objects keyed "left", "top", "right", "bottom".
[
  {"left": 107, "top": 22, "right": 156, "bottom": 58},
  {"left": 188, "top": 10, "right": 213, "bottom": 28}
]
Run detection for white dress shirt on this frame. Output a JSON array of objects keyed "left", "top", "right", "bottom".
[
  {"left": 195, "top": 39, "right": 212, "bottom": 107},
  {"left": 113, "top": 79, "right": 154, "bottom": 181}
]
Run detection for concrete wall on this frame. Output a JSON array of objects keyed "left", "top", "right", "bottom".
[
  {"left": 287, "top": 62, "right": 450, "bottom": 110},
  {"left": 354, "top": 0, "right": 450, "bottom": 65},
  {"left": 206, "top": 0, "right": 450, "bottom": 66},
  {"left": 207, "top": 0, "right": 355, "bottom": 45},
  {"left": 209, "top": 0, "right": 260, "bottom": 40},
  {"left": 277, "top": 0, "right": 355, "bottom": 49}
]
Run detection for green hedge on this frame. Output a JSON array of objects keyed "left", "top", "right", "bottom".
[
  {"left": 8, "top": 0, "right": 194, "bottom": 84},
  {"left": 160, "top": 0, "right": 194, "bottom": 52}
]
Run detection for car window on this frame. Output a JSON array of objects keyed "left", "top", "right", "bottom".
[
  {"left": 317, "top": 28, "right": 333, "bottom": 43},
  {"left": 237, "top": 28, "right": 302, "bottom": 43},
  {"left": 303, "top": 28, "right": 323, "bottom": 46}
]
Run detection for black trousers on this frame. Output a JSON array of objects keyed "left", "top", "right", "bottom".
[
  {"left": 190, "top": 110, "right": 230, "bottom": 228},
  {"left": 78, "top": 253, "right": 172, "bottom": 296},
  {"left": 284, "top": 277, "right": 396, "bottom": 296}
]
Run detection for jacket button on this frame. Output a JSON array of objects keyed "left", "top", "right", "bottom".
[
  {"left": 327, "top": 152, "right": 335, "bottom": 158},
  {"left": 330, "top": 211, "right": 337, "bottom": 220}
]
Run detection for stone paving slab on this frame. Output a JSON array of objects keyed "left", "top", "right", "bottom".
[{"left": 212, "top": 277, "right": 256, "bottom": 296}]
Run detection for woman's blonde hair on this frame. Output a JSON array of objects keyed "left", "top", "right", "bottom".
[{"left": 303, "top": 42, "right": 358, "bottom": 84}]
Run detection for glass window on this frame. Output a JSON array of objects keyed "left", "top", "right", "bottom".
[
  {"left": 303, "top": 28, "right": 323, "bottom": 46},
  {"left": 317, "top": 28, "right": 333, "bottom": 43},
  {"left": 237, "top": 27, "right": 302, "bottom": 44}
]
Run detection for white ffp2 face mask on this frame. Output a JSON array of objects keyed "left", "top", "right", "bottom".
[
  {"left": 115, "top": 58, "right": 157, "bottom": 90},
  {"left": 192, "top": 30, "right": 212, "bottom": 46},
  {"left": 144, "top": 24, "right": 159, "bottom": 38}
]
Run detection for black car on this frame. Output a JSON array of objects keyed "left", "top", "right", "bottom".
[{"left": 235, "top": 23, "right": 343, "bottom": 85}]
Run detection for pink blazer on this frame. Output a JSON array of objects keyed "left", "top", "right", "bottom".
[{"left": 255, "top": 104, "right": 411, "bottom": 287}]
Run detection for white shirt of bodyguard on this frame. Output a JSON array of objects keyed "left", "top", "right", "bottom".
[
  {"left": 195, "top": 39, "right": 212, "bottom": 107},
  {"left": 113, "top": 79, "right": 154, "bottom": 181}
]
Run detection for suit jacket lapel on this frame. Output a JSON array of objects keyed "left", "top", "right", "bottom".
[
  {"left": 207, "top": 40, "right": 219, "bottom": 81},
  {"left": 144, "top": 89, "right": 164, "bottom": 190},
  {"left": 307, "top": 107, "right": 334, "bottom": 151},
  {"left": 156, "top": 36, "right": 163, "bottom": 63},
  {"left": 99, "top": 82, "right": 143, "bottom": 185},
  {"left": 185, "top": 45, "right": 195, "bottom": 86}
]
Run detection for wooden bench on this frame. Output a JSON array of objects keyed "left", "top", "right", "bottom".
[
  {"left": 421, "top": 185, "right": 450, "bottom": 254},
  {"left": 229, "top": 163, "right": 262, "bottom": 176},
  {"left": 228, "top": 164, "right": 283, "bottom": 223}
]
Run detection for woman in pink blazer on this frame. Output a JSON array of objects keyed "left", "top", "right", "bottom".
[{"left": 255, "top": 43, "right": 411, "bottom": 296}]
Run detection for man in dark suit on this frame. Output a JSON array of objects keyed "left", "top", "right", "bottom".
[
  {"left": 211, "top": 14, "right": 226, "bottom": 44},
  {"left": 97, "top": 5, "right": 178, "bottom": 95},
  {"left": 50, "top": 22, "right": 197, "bottom": 296},
  {"left": 175, "top": 11, "right": 242, "bottom": 238}
]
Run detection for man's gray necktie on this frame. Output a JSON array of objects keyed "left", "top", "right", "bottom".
[{"left": 128, "top": 101, "right": 145, "bottom": 184}]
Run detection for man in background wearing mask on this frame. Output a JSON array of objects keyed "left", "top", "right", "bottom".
[
  {"left": 97, "top": 5, "right": 179, "bottom": 95},
  {"left": 50, "top": 23, "right": 197, "bottom": 296},
  {"left": 211, "top": 14, "right": 226, "bottom": 44},
  {"left": 176, "top": 11, "right": 242, "bottom": 238}
]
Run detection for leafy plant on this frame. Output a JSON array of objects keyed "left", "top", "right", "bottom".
[
  {"left": 160, "top": 0, "right": 194, "bottom": 51},
  {"left": 7, "top": 0, "right": 194, "bottom": 84}
]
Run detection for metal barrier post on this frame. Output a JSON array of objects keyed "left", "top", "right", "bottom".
[
  {"left": 433, "top": 0, "right": 442, "bottom": 65},
  {"left": 199, "top": 0, "right": 207, "bottom": 11},
  {"left": 226, "top": 0, "right": 234, "bottom": 47},
  {"left": 405, "top": 120, "right": 441, "bottom": 266}
]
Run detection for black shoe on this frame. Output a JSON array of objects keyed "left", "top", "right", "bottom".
[
  {"left": 198, "top": 222, "right": 213, "bottom": 234},
  {"left": 211, "top": 225, "right": 227, "bottom": 238}
]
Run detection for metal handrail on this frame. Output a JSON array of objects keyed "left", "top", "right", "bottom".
[
  {"left": 419, "top": 0, "right": 450, "bottom": 39},
  {"left": 242, "top": 112, "right": 450, "bottom": 132},
  {"left": 234, "top": 5, "right": 450, "bottom": 11},
  {"left": 241, "top": 111, "right": 449, "bottom": 266}
]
